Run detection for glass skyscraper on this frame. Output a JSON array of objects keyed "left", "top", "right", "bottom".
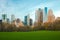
[
  {"left": 43, "top": 7, "right": 48, "bottom": 23},
  {"left": 24, "top": 16, "right": 27, "bottom": 26},
  {"left": 2, "top": 14, "right": 7, "bottom": 22},
  {"left": 24, "top": 14, "right": 30, "bottom": 26}
]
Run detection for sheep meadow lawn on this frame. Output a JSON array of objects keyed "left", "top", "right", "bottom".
[{"left": 0, "top": 31, "right": 60, "bottom": 40}]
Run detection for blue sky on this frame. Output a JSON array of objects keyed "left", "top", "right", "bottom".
[{"left": 0, "top": 0, "right": 60, "bottom": 22}]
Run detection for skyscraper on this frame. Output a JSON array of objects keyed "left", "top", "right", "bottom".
[
  {"left": 43, "top": 7, "right": 48, "bottom": 23},
  {"left": 27, "top": 14, "right": 30, "bottom": 26},
  {"left": 11, "top": 14, "right": 15, "bottom": 23},
  {"left": 7, "top": 18, "right": 10, "bottom": 23},
  {"left": 29, "top": 19, "right": 33, "bottom": 26},
  {"left": 24, "top": 14, "right": 30, "bottom": 26},
  {"left": 35, "top": 8, "right": 43, "bottom": 26},
  {"left": 2, "top": 14, "right": 7, "bottom": 22},
  {"left": 48, "top": 9, "right": 55, "bottom": 23},
  {"left": 24, "top": 16, "right": 27, "bottom": 26}
]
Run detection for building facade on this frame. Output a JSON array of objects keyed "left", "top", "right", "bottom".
[
  {"left": 43, "top": 7, "right": 48, "bottom": 23},
  {"left": 7, "top": 18, "right": 10, "bottom": 23},
  {"left": 35, "top": 8, "right": 43, "bottom": 26},
  {"left": 29, "top": 19, "right": 33, "bottom": 26},
  {"left": 24, "top": 14, "right": 33, "bottom": 26},
  {"left": 11, "top": 14, "right": 15, "bottom": 23},
  {"left": 48, "top": 9, "right": 55, "bottom": 23},
  {"left": 2, "top": 14, "right": 7, "bottom": 22},
  {"left": 24, "top": 16, "right": 27, "bottom": 26}
]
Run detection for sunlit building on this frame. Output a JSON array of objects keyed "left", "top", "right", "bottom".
[
  {"left": 15, "top": 18, "right": 24, "bottom": 27},
  {"left": 35, "top": 8, "right": 43, "bottom": 26},
  {"left": 11, "top": 14, "right": 15, "bottom": 23},
  {"left": 27, "top": 14, "right": 30, "bottom": 26},
  {"left": 48, "top": 9, "right": 55, "bottom": 23},
  {"left": 56, "top": 17, "right": 60, "bottom": 21}
]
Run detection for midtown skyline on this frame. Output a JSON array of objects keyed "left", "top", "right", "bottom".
[{"left": 0, "top": 0, "right": 60, "bottom": 22}]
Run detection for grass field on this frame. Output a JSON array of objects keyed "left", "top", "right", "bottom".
[{"left": 0, "top": 31, "right": 60, "bottom": 40}]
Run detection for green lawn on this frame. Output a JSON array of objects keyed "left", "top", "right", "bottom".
[{"left": 0, "top": 31, "right": 60, "bottom": 40}]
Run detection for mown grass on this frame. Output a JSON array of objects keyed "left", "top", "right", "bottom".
[{"left": 0, "top": 31, "right": 60, "bottom": 40}]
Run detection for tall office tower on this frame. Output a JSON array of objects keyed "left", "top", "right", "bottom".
[
  {"left": 43, "top": 7, "right": 48, "bottom": 23},
  {"left": 2, "top": 14, "right": 7, "bottom": 22},
  {"left": 24, "top": 14, "right": 30, "bottom": 26},
  {"left": 27, "top": 14, "right": 30, "bottom": 26},
  {"left": 29, "top": 19, "right": 33, "bottom": 26},
  {"left": 35, "top": 8, "right": 43, "bottom": 26},
  {"left": 11, "top": 14, "right": 15, "bottom": 23},
  {"left": 48, "top": 9, "right": 55, "bottom": 23},
  {"left": 24, "top": 16, "right": 27, "bottom": 26},
  {"left": 7, "top": 18, "right": 10, "bottom": 23}
]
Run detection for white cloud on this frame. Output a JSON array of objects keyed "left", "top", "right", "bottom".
[{"left": 54, "top": 10, "right": 60, "bottom": 18}]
